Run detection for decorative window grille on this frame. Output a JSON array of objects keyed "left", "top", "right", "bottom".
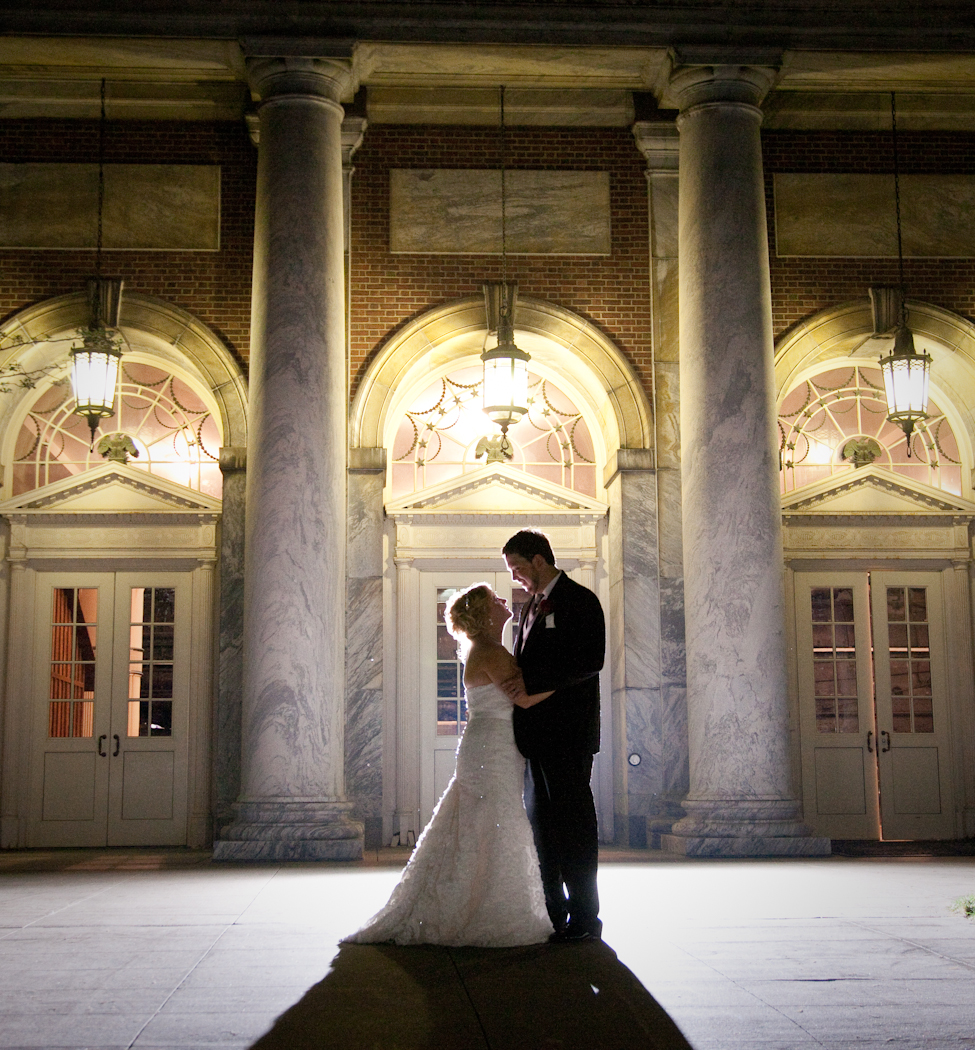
[
  {"left": 390, "top": 366, "right": 596, "bottom": 499},
  {"left": 779, "top": 365, "right": 961, "bottom": 495},
  {"left": 11, "top": 359, "right": 222, "bottom": 497}
]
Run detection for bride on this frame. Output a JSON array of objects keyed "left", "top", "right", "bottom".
[{"left": 346, "top": 583, "right": 554, "bottom": 947}]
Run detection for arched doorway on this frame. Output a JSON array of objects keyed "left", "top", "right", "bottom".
[
  {"left": 0, "top": 292, "right": 246, "bottom": 849},
  {"left": 775, "top": 298, "right": 975, "bottom": 842},
  {"left": 348, "top": 295, "right": 654, "bottom": 848}
]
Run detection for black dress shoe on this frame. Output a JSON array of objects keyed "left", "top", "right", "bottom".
[{"left": 549, "top": 923, "right": 601, "bottom": 943}]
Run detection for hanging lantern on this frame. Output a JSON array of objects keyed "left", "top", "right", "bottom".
[
  {"left": 481, "top": 311, "right": 530, "bottom": 434},
  {"left": 71, "top": 326, "right": 122, "bottom": 447},
  {"left": 480, "top": 86, "right": 530, "bottom": 442},
  {"left": 876, "top": 95, "right": 932, "bottom": 457},
  {"left": 878, "top": 324, "right": 932, "bottom": 450}
]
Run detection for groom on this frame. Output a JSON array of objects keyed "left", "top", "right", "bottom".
[{"left": 501, "top": 529, "right": 605, "bottom": 942}]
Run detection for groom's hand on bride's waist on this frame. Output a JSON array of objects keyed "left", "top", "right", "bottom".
[{"left": 500, "top": 672, "right": 527, "bottom": 703}]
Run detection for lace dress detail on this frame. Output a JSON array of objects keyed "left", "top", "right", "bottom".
[{"left": 346, "top": 683, "right": 552, "bottom": 947}]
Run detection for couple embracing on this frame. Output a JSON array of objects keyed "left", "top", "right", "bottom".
[{"left": 348, "top": 529, "right": 606, "bottom": 947}]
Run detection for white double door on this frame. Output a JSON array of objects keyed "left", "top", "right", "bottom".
[
  {"left": 418, "top": 572, "right": 528, "bottom": 830},
  {"left": 794, "top": 570, "right": 955, "bottom": 840},
  {"left": 27, "top": 571, "right": 191, "bottom": 847}
]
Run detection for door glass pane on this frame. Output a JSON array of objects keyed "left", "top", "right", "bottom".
[
  {"left": 511, "top": 585, "right": 530, "bottom": 636},
  {"left": 436, "top": 587, "right": 467, "bottom": 736},
  {"left": 127, "top": 587, "right": 176, "bottom": 737},
  {"left": 48, "top": 588, "right": 97, "bottom": 738},
  {"left": 809, "top": 587, "right": 860, "bottom": 733},
  {"left": 886, "top": 586, "right": 934, "bottom": 734}
]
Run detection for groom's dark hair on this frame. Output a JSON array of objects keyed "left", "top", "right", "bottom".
[{"left": 503, "top": 529, "right": 556, "bottom": 565}]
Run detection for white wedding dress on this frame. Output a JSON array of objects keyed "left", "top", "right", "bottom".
[{"left": 346, "top": 683, "right": 553, "bottom": 947}]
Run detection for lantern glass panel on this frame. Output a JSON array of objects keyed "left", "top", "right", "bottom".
[{"left": 71, "top": 349, "right": 120, "bottom": 416}]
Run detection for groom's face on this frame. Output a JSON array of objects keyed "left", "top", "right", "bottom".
[{"left": 504, "top": 553, "right": 545, "bottom": 595}]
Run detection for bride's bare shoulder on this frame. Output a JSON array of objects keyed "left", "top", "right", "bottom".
[{"left": 464, "top": 641, "right": 517, "bottom": 687}]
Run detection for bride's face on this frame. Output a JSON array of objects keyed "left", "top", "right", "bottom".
[{"left": 485, "top": 591, "right": 512, "bottom": 636}]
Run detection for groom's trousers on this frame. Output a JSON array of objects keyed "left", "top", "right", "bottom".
[{"left": 524, "top": 752, "right": 600, "bottom": 933}]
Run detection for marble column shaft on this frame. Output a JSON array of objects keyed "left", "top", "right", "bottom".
[
  {"left": 665, "top": 63, "right": 828, "bottom": 856},
  {"left": 215, "top": 55, "right": 362, "bottom": 860}
]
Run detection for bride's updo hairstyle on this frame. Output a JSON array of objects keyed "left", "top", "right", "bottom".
[{"left": 445, "top": 583, "right": 494, "bottom": 656}]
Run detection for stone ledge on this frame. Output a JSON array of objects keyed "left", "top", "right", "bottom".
[
  {"left": 660, "top": 834, "right": 832, "bottom": 857},
  {"left": 213, "top": 838, "right": 363, "bottom": 862}
]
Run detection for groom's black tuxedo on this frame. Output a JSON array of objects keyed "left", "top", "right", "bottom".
[
  {"left": 511, "top": 570, "right": 605, "bottom": 936},
  {"left": 512, "top": 572, "right": 604, "bottom": 758}
]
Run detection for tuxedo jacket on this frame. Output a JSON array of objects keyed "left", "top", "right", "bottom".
[{"left": 511, "top": 571, "right": 605, "bottom": 759}]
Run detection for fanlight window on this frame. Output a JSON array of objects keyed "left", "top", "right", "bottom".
[
  {"left": 391, "top": 366, "right": 596, "bottom": 499},
  {"left": 11, "top": 359, "right": 222, "bottom": 497},
  {"left": 779, "top": 365, "right": 961, "bottom": 496}
]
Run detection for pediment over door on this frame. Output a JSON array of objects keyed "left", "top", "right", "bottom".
[
  {"left": 386, "top": 464, "right": 607, "bottom": 565},
  {"left": 0, "top": 462, "right": 220, "bottom": 563},
  {"left": 386, "top": 463, "right": 607, "bottom": 515},
  {"left": 781, "top": 467, "right": 975, "bottom": 560},
  {"left": 0, "top": 462, "right": 222, "bottom": 515},
  {"left": 781, "top": 466, "right": 975, "bottom": 516}
]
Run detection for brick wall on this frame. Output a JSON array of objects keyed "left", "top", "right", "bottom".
[
  {"left": 0, "top": 119, "right": 256, "bottom": 367},
  {"left": 764, "top": 131, "right": 975, "bottom": 339},
  {"left": 4, "top": 118, "right": 974, "bottom": 402},
  {"left": 348, "top": 124, "right": 653, "bottom": 399}
]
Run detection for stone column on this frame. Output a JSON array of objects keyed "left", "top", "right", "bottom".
[
  {"left": 346, "top": 448, "right": 386, "bottom": 850},
  {"left": 214, "top": 54, "right": 362, "bottom": 860},
  {"left": 213, "top": 447, "right": 246, "bottom": 838},
  {"left": 632, "top": 120, "right": 689, "bottom": 844},
  {"left": 661, "top": 59, "right": 828, "bottom": 856}
]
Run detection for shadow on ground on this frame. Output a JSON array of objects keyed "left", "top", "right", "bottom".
[{"left": 251, "top": 939, "right": 692, "bottom": 1050}]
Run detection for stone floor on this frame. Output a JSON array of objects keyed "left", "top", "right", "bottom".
[{"left": 0, "top": 846, "right": 973, "bottom": 1049}]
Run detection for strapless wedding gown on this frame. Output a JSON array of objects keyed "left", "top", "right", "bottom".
[{"left": 346, "top": 683, "right": 552, "bottom": 947}]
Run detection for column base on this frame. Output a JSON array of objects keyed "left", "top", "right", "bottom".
[
  {"left": 213, "top": 799, "right": 363, "bottom": 862},
  {"left": 661, "top": 798, "right": 831, "bottom": 857},
  {"left": 660, "top": 833, "right": 831, "bottom": 857}
]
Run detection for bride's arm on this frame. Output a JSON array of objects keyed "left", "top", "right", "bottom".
[{"left": 483, "top": 648, "right": 553, "bottom": 708}]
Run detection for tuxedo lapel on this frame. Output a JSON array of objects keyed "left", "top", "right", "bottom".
[
  {"left": 515, "top": 593, "right": 540, "bottom": 658},
  {"left": 517, "top": 578, "right": 562, "bottom": 660}
]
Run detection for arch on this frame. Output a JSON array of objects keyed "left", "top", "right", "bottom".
[
  {"left": 350, "top": 296, "right": 653, "bottom": 457},
  {"left": 0, "top": 291, "right": 248, "bottom": 451},
  {"left": 774, "top": 297, "right": 975, "bottom": 492}
]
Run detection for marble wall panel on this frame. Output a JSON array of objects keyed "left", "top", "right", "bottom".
[
  {"left": 620, "top": 684, "right": 663, "bottom": 847},
  {"left": 653, "top": 361, "right": 682, "bottom": 472},
  {"left": 346, "top": 575, "right": 384, "bottom": 848},
  {"left": 655, "top": 469, "right": 684, "bottom": 582},
  {"left": 389, "top": 169, "right": 611, "bottom": 255},
  {"left": 0, "top": 163, "right": 220, "bottom": 249},
  {"left": 214, "top": 466, "right": 245, "bottom": 834},
  {"left": 661, "top": 681, "right": 689, "bottom": 800},
  {"left": 648, "top": 173, "right": 679, "bottom": 260},
  {"left": 347, "top": 463, "right": 385, "bottom": 579},
  {"left": 659, "top": 576, "right": 687, "bottom": 686},
  {"left": 775, "top": 173, "right": 975, "bottom": 257}
]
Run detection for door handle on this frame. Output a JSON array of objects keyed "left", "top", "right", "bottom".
[
  {"left": 866, "top": 730, "right": 874, "bottom": 753},
  {"left": 97, "top": 734, "right": 107, "bottom": 757},
  {"left": 880, "top": 730, "right": 891, "bottom": 753},
  {"left": 113, "top": 734, "right": 120, "bottom": 757}
]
